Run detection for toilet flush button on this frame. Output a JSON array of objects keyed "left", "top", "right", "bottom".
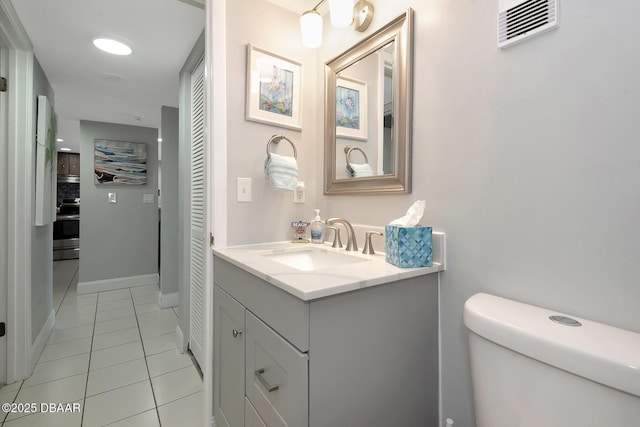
[{"left": 549, "top": 315, "right": 582, "bottom": 327}]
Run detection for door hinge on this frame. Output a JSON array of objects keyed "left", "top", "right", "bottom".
[
  {"left": 0, "top": 77, "right": 7, "bottom": 92},
  {"left": 209, "top": 233, "right": 214, "bottom": 246},
  {"left": 0, "top": 322, "right": 5, "bottom": 337}
]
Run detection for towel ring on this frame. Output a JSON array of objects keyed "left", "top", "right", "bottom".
[
  {"left": 344, "top": 146, "right": 369, "bottom": 172},
  {"left": 266, "top": 135, "right": 297, "bottom": 159}
]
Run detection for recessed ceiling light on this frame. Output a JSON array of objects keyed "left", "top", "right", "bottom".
[
  {"left": 57, "top": 138, "right": 64, "bottom": 142},
  {"left": 59, "top": 148, "right": 72, "bottom": 152},
  {"left": 93, "top": 38, "right": 132, "bottom": 56}
]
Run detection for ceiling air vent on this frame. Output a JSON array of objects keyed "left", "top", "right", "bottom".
[{"left": 498, "top": 0, "right": 558, "bottom": 48}]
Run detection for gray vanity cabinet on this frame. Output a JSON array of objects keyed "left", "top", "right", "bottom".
[{"left": 213, "top": 255, "right": 439, "bottom": 427}]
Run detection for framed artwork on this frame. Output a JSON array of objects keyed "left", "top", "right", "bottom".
[
  {"left": 35, "top": 95, "right": 57, "bottom": 226},
  {"left": 246, "top": 44, "right": 302, "bottom": 131},
  {"left": 94, "top": 139, "right": 147, "bottom": 185},
  {"left": 336, "top": 76, "right": 368, "bottom": 140}
]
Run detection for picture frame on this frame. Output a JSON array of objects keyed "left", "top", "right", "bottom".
[
  {"left": 246, "top": 44, "right": 303, "bottom": 131},
  {"left": 35, "top": 95, "right": 57, "bottom": 226},
  {"left": 336, "top": 76, "right": 368, "bottom": 140},
  {"left": 94, "top": 139, "right": 147, "bottom": 185}
]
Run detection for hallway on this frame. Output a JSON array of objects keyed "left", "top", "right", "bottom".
[{"left": 0, "top": 260, "right": 203, "bottom": 426}]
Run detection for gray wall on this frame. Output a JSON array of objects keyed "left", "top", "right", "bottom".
[
  {"left": 225, "top": 0, "right": 319, "bottom": 245},
  {"left": 79, "top": 120, "right": 158, "bottom": 283},
  {"left": 314, "top": 1, "right": 640, "bottom": 425},
  {"left": 31, "top": 57, "right": 54, "bottom": 342},
  {"left": 161, "top": 106, "right": 179, "bottom": 296}
]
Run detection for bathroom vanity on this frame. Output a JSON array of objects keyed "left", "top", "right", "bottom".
[{"left": 213, "top": 240, "right": 444, "bottom": 427}]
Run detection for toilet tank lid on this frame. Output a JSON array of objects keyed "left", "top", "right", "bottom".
[{"left": 464, "top": 293, "right": 640, "bottom": 398}]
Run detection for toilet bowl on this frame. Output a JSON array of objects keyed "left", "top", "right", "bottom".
[{"left": 464, "top": 293, "right": 640, "bottom": 427}]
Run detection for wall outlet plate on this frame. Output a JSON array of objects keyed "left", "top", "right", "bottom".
[{"left": 143, "top": 194, "right": 155, "bottom": 204}]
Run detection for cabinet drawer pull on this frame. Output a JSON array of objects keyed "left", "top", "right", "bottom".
[
  {"left": 255, "top": 368, "right": 279, "bottom": 392},
  {"left": 232, "top": 329, "right": 243, "bottom": 338}
]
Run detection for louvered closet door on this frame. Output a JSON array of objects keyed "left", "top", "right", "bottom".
[{"left": 189, "top": 58, "right": 206, "bottom": 367}]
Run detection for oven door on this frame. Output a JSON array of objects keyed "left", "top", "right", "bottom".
[{"left": 54, "top": 214, "right": 79, "bottom": 260}]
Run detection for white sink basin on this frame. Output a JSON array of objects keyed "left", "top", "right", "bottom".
[{"left": 263, "top": 248, "right": 366, "bottom": 272}]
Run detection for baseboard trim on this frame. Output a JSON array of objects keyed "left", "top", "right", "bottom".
[
  {"left": 30, "top": 309, "right": 55, "bottom": 374},
  {"left": 77, "top": 273, "right": 159, "bottom": 294},
  {"left": 159, "top": 291, "right": 178, "bottom": 308},
  {"left": 176, "top": 324, "right": 187, "bottom": 354}
]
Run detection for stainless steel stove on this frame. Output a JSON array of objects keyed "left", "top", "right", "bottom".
[{"left": 53, "top": 198, "right": 80, "bottom": 260}]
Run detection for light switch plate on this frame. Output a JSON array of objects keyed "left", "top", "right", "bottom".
[
  {"left": 294, "top": 181, "right": 305, "bottom": 203},
  {"left": 237, "top": 177, "right": 252, "bottom": 202},
  {"left": 108, "top": 193, "right": 117, "bottom": 204},
  {"left": 143, "top": 194, "right": 155, "bottom": 204}
]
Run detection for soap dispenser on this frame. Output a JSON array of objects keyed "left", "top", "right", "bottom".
[{"left": 310, "top": 209, "right": 325, "bottom": 244}]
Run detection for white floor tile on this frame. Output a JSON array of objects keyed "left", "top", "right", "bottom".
[
  {"left": 95, "top": 306, "right": 136, "bottom": 323},
  {"left": 39, "top": 337, "right": 91, "bottom": 363},
  {"left": 2, "top": 401, "right": 82, "bottom": 427},
  {"left": 55, "top": 303, "right": 97, "bottom": 319},
  {"left": 7, "top": 374, "right": 86, "bottom": 421},
  {"left": 138, "top": 310, "right": 178, "bottom": 339},
  {"left": 134, "top": 302, "right": 161, "bottom": 315},
  {"left": 146, "top": 348, "right": 194, "bottom": 378},
  {"left": 97, "top": 299, "right": 134, "bottom": 313},
  {"left": 23, "top": 354, "right": 90, "bottom": 388},
  {"left": 130, "top": 284, "right": 159, "bottom": 296},
  {"left": 93, "top": 316, "right": 138, "bottom": 336},
  {"left": 105, "top": 409, "right": 160, "bottom": 426},
  {"left": 47, "top": 323, "right": 94, "bottom": 344},
  {"left": 151, "top": 365, "right": 202, "bottom": 406},
  {"left": 54, "top": 313, "right": 95, "bottom": 330},
  {"left": 90, "top": 341, "right": 145, "bottom": 371},
  {"left": 132, "top": 294, "right": 159, "bottom": 306},
  {"left": 142, "top": 332, "right": 178, "bottom": 356},
  {"left": 0, "top": 388, "right": 18, "bottom": 406},
  {"left": 157, "top": 391, "right": 203, "bottom": 427},
  {"left": 92, "top": 327, "right": 141, "bottom": 351},
  {"left": 98, "top": 289, "right": 132, "bottom": 303},
  {"left": 83, "top": 380, "right": 155, "bottom": 427},
  {"left": 86, "top": 358, "right": 150, "bottom": 397},
  {"left": 0, "top": 381, "right": 23, "bottom": 394}
]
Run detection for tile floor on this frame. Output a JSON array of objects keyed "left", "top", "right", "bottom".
[{"left": 0, "top": 260, "right": 204, "bottom": 426}]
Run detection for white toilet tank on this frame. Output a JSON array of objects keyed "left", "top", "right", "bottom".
[{"left": 464, "top": 293, "right": 640, "bottom": 427}]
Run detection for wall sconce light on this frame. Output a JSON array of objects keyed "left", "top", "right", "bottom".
[{"left": 300, "top": 0, "right": 375, "bottom": 48}]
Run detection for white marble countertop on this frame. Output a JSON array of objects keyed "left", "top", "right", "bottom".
[{"left": 213, "top": 239, "right": 444, "bottom": 301}]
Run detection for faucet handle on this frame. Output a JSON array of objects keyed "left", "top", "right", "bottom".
[
  {"left": 325, "top": 226, "right": 343, "bottom": 248},
  {"left": 362, "top": 231, "right": 384, "bottom": 255}
]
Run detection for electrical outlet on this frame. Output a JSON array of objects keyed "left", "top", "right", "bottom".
[
  {"left": 108, "top": 193, "right": 117, "bottom": 204},
  {"left": 143, "top": 194, "right": 155, "bottom": 204},
  {"left": 237, "top": 177, "right": 252, "bottom": 202}
]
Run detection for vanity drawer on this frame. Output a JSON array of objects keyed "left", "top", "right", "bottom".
[
  {"left": 245, "top": 397, "right": 267, "bottom": 427},
  {"left": 245, "top": 311, "right": 308, "bottom": 427}
]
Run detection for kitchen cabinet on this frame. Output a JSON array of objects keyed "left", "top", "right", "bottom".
[
  {"left": 213, "top": 255, "right": 439, "bottom": 427},
  {"left": 57, "top": 152, "right": 80, "bottom": 175}
]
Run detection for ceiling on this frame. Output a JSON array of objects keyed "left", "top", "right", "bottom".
[{"left": 11, "top": 0, "right": 205, "bottom": 152}]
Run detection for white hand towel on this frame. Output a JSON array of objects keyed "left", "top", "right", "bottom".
[
  {"left": 264, "top": 153, "right": 298, "bottom": 191},
  {"left": 349, "top": 162, "right": 374, "bottom": 178}
]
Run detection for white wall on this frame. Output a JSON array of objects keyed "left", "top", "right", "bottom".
[
  {"left": 31, "top": 57, "right": 54, "bottom": 342},
  {"left": 79, "top": 120, "right": 159, "bottom": 286},
  {"left": 315, "top": 1, "right": 640, "bottom": 425},
  {"left": 225, "top": 0, "right": 319, "bottom": 245},
  {"left": 160, "top": 106, "right": 179, "bottom": 299}
]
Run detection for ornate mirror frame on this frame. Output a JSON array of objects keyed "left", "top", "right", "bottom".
[{"left": 324, "top": 8, "right": 413, "bottom": 195}]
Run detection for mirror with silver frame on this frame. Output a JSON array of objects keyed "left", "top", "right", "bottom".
[{"left": 324, "top": 8, "right": 413, "bottom": 195}]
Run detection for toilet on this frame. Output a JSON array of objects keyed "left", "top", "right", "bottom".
[{"left": 464, "top": 293, "right": 640, "bottom": 427}]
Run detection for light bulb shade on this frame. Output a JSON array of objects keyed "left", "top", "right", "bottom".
[
  {"left": 329, "top": 0, "right": 353, "bottom": 27},
  {"left": 300, "top": 10, "right": 323, "bottom": 48}
]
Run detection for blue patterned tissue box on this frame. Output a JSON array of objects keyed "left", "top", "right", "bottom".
[{"left": 384, "top": 225, "right": 433, "bottom": 268}]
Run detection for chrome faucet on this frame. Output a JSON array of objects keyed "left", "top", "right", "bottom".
[{"left": 326, "top": 217, "right": 358, "bottom": 251}]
